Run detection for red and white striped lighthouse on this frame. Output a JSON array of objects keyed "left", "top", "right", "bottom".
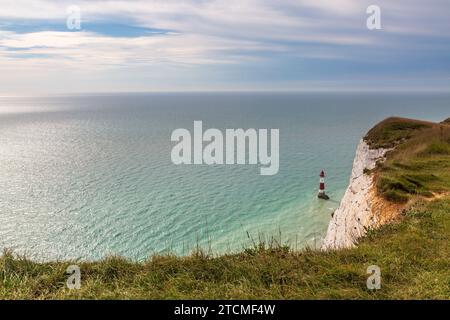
[
  {"left": 319, "top": 170, "right": 325, "bottom": 193},
  {"left": 318, "top": 170, "right": 330, "bottom": 200}
]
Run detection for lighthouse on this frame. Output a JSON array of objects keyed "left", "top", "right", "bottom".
[{"left": 318, "top": 170, "right": 330, "bottom": 200}]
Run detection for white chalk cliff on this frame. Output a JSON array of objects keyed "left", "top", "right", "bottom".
[{"left": 322, "top": 139, "right": 392, "bottom": 250}]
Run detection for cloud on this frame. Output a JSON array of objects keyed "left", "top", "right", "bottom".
[
  {"left": 0, "top": 0, "right": 374, "bottom": 68},
  {"left": 0, "top": 0, "right": 449, "bottom": 94}
]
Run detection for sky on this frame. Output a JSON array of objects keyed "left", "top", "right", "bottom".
[{"left": 0, "top": 0, "right": 450, "bottom": 95}]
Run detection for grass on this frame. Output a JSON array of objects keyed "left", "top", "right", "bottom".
[
  {"left": 0, "top": 198, "right": 449, "bottom": 299},
  {"left": 1, "top": 116, "right": 449, "bottom": 300},
  {"left": 372, "top": 118, "right": 450, "bottom": 203},
  {"left": 365, "top": 117, "right": 433, "bottom": 149},
  {"left": 422, "top": 140, "right": 450, "bottom": 155}
]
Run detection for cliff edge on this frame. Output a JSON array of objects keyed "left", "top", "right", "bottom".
[
  {"left": 322, "top": 116, "right": 444, "bottom": 250},
  {"left": 322, "top": 140, "right": 392, "bottom": 249}
]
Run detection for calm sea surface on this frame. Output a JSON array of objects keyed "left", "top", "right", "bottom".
[{"left": 0, "top": 93, "right": 448, "bottom": 260}]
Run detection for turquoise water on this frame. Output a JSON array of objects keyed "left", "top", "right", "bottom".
[{"left": 0, "top": 93, "right": 448, "bottom": 261}]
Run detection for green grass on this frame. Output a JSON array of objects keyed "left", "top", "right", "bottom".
[
  {"left": 1, "top": 116, "right": 449, "bottom": 300},
  {"left": 374, "top": 119, "right": 450, "bottom": 203},
  {"left": 421, "top": 140, "right": 450, "bottom": 155},
  {"left": 1, "top": 198, "right": 449, "bottom": 299},
  {"left": 365, "top": 117, "right": 432, "bottom": 149}
]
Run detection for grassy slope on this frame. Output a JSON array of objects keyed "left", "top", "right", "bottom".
[
  {"left": 1, "top": 117, "right": 449, "bottom": 300},
  {"left": 366, "top": 117, "right": 450, "bottom": 203}
]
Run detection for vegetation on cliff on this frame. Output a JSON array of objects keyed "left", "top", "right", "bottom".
[
  {"left": 366, "top": 117, "right": 450, "bottom": 203},
  {"left": 1, "top": 117, "right": 449, "bottom": 300}
]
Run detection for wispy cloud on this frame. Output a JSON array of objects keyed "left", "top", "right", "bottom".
[{"left": 0, "top": 0, "right": 449, "bottom": 94}]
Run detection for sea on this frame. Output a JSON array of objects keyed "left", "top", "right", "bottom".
[{"left": 0, "top": 92, "right": 448, "bottom": 261}]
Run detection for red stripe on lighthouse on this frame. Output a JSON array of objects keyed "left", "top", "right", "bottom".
[
  {"left": 319, "top": 170, "right": 325, "bottom": 193},
  {"left": 318, "top": 170, "right": 329, "bottom": 200}
]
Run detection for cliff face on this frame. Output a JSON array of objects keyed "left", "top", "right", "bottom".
[{"left": 322, "top": 139, "right": 394, "bottom": 250}]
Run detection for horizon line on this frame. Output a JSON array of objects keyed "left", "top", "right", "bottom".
[{"left": 2, "top": 88, "right": 450, "bottom": 98}]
